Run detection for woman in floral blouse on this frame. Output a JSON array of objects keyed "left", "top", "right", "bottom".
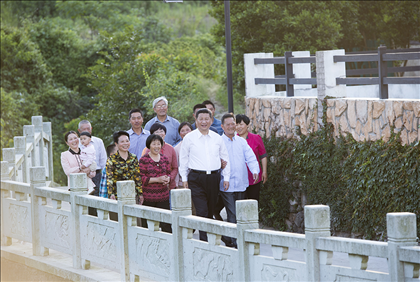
[
  {"left": 106, "top": 131, "right": 143, "bottom": 202},
  {"left": 139, "top": 134, "right": 172, "bottom": 233}
]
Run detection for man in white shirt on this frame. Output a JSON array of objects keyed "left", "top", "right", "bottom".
[
  {"left": 180, "top": 108, "right": 230, "bottom": 241},
  {"left": 219, "top": 113, "right": 260, "bottom": 248}
]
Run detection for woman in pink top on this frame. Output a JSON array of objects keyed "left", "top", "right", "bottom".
[
  {"left": 60, "top": 131, "right": 95, "bottom": 190},
  {"left": 236, "top": 114, "right": 268, "bottom": 201},
  {"left": 141, "top": 123, "right": 178, "bottom": 191}
]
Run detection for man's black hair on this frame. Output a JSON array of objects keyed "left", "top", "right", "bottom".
[
  {"left": 106, "top": 144, "right": 117, "bottom": 157},
  {"left": 195, "top": 108, "right": 212, "bottom": 119},
  {"left": 193, "top": 103, "right": 206, "bottom": 113},
  {"left": 202, "top": 100, "right": 215, "bottom": 109},
  {"left": 221, "top": 113, "right": 235, "bottom": 125},
  {"left": 129, "top": 109, "right": 143, "bottom": 119}
]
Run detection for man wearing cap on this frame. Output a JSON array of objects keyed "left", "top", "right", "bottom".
[{"left": 144, "top": 96, "right": 182, "bottom": 147}]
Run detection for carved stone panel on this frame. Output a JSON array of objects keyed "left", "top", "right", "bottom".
[
  {"left": 82, "top": 221, "right": 118, "bottom": 265},
  {"left": 9, "top": 203, "right": 31, "bottom": 240},
  {"left": 261, "top": 264, "right": 297, "bottom": 281},
  {"left": 44, "top": 211, "right": 71, "bottom": 251},
  {"left": 333, "top": 274, "right": 377, "bottom": 282},
  {"left": 193, "top": 247, "right": 233, "bottom": 281},
  {"left": 135, "top": 234, "right": 170, "bottom": 277}
]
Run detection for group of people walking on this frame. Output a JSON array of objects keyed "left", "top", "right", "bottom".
[{"left": 61, "top": 97, "right": 268, "bottom": 247}]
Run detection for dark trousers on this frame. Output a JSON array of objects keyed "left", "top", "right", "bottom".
[
  {"left": 246, "top": 181, "right": 261, "bottom": 202},
  {"left": 220, "top": 191, "right": 245, "bottom": 247},
  {"left": 213, "top": 193, "right": 225, "bottom": 220},
  {"left": 141, "top": 200, "right": 172, "bottom": 233},
  {"left": 88, "top": 169, "right": 102, "bottom": 217},
  {"left": 188, "top": 170, "right": 221, "bottom": 241}
]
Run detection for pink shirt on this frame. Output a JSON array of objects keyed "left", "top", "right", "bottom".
[
  {"left": 80, "top": 143, "right": 96, "bottom": 167},
  {"left": 61, "top": 150, "right": 95, "bottom": 188},
  {"left": 239, "top": 132, "right": 267, "bottom": 185},
  {"left": 142, "top": 143, "right": 178, "bottom": 190}
]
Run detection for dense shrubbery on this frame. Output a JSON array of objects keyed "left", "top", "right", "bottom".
[{"left": 260, "top": 100, "right": 420, "bottom": 240}]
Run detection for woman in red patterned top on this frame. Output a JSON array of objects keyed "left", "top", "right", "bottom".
[{"left": 139, "top": 134, "right": 172, "bottom": 233}]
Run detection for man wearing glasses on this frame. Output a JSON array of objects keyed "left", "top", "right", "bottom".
[
  {"left": 144, "top": 96, "right": 182, "bottom": 146},
  {"left": 127, "top": 109, "right": 150, "bottom": 160}
]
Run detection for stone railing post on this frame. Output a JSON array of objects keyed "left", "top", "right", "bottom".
[
  {"left": 117, "top": 180, "right": 136, "bottom": 282},
  {"left": 2, "top": 148, "right": 16, "bottom": 180},
  {"left": 171, "top": 189, "right": 192, "bottom": 281},
  {"left": 24, "top": 125, "right": 36, "bottom": 167},
  {"left": 29, "top": 166, "right": 48, "bottom": 256},
  {"left": 70, "top": 173, "right": 88, "bottom": 269},
  {"left": 304, "top": 205, "right": 331, "bottom": 282},
  {"left": 32, "top": 116, "right": 44, "bottom": 167},
  {"left": 316, "top": 50, "right": 346, "bottom": 126},
  {"left": 236, "top": 200, "right": 259, "bottom": 282},
  {"left": 244, "top": 53, "right": 276, "bottom": 97},
  {"left": 292, "top": 51, "right": 312, "bottom": 94},
  {"left": 387, "top": 212, "right": 418, "bottom": 281},
  {"left": 14, "top": 136, "right": 28, "bottom": 183},
  {"left": 43, "top": 122, "right": 53, "bottom": 181},
  {"left": 1, "top": 161, "right": 12, "bottom": 246}
]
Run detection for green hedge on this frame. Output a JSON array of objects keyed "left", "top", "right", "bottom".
[{"left": 260, "top": 99, "right": 420, "bottom": 240}]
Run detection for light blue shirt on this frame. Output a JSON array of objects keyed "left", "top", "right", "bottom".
[
  {"left": 127, "top": 128, "right": 150, "bottom": 160},
  {"left": 144, "top": 115, "right": 182, "bottom": 146},
  {"left": 212, "top": 118, "right": 223, "bottom": 135},
  {"left": 220, "top": 134, "right": 260, "bottom": 192}
]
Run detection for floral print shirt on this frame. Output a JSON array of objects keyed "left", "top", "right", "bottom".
[{"left": 106, "top": 151, "right": 142, "bottom": 199}]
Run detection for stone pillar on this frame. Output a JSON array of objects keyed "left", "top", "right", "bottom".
[
  {"left": 244, "top": 53, "right": 276, "bottom": 97},
  {"left": 70, "top": 173, "right": 88, "bottom": 269},
  {"left": 43, "top": 122, "right": 53, "bottom": 181},
  {"left": 171, "top": 189, "right": 192, "bottom": 281},
  {"left": 387, "top": 212, "right": 417, "bottom": 282},
  {"left": 236, "top": 200, "right": 259, "bottom": 282},
  {"left": 1, "top": 161, "right": 12, "bottom": 246},
  {"left": 2, "top": 148, "right": 16, "bottom": 181},
  {"left": 24, "top": 125, "right": 36, "bottom": 167},
  {"left": 117, "top": 180, "right": 136, "bottom": 282},
  {"left": 316, "top": 50, "right": 346, "bottom": 125},
  {"left": 32, "top": 116, "right": 44, "bottom": 167},
  {"left": 14, "top": 136, "right": 28, "bottom": 183},
  {"left": 304, "top": 205, "right": 331, "bottom": 282},
  {"left": 29, "top": 167, "right": 48, "bottom": 256},
  {"left": 293, "top": 51, "right": 312, "bottom": 94}
]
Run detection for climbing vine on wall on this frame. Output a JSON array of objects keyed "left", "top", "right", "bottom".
[{"left": 259, "top": 99, "right": 420, "bottom": 240}]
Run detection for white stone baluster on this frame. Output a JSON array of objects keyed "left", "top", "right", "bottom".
[
  {"left": 236, "top": 199, "right": 259, "bottom": 282},
  {"left": 387, "top": 212, "right": 417, "bottom": 282},
  {"left": 24, "top": 125, "right": 36, "bottom": 167},
  {"left": 349, "top": 253, "right": 368, "bottom": 270},
  {"left": 14, "top": 136, "right": 28, "bottom": 183},
  {"left": 304, "top": 205, "right": 331, "bottom": 282},
  {"left": 272, "top": 245, "right": 289, "bottom": 260},
  {"left": 3, "top": 148, "right": 16, "bottom": 181},
  {"left": 30, "top": 166, "right": 48, "bottom": 256},
  {"left": 43, "top": 122, "right": 53, "bottom": 181},
  {"left": 32, "top": 116, "right": 44, "bottom": 167},
  {"left": 70, "top": 173, "right": 88, "bottom": 269},
  {"left": 117, "top": 180, "right": 136, "bottom": 282},
  {"left": 1, "top": 161, "right": 12, "bottom": 246}
]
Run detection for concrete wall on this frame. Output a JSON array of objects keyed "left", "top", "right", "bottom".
[
  {"left": 1, "top": 167, "right": 419, "bottom": 282},
  {"left": 246, "top": 97, "right": 420, "bottom": 145}
]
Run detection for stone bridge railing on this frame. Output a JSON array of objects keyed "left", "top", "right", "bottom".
[{"left": 1, "top": 164, "right": 419, "bottom": 281}]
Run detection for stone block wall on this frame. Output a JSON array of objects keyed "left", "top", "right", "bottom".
[{"left": 246, "top": 97, "right": 420, "bottom": 145}]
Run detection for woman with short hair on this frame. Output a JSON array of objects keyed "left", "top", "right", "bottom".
[
  {"left": 235, "top": 114, "right": 268, "bottom": 201},
  {"left": 139, "top": 134, "right": 172, "bottom": 233}
]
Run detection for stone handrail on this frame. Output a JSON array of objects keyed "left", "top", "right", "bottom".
[
  {"left": 1, "top": 165, "right": 419, "bottom": 281},
  {"left": 2, "top": 116, "right": 53, "bottom": 184}
]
